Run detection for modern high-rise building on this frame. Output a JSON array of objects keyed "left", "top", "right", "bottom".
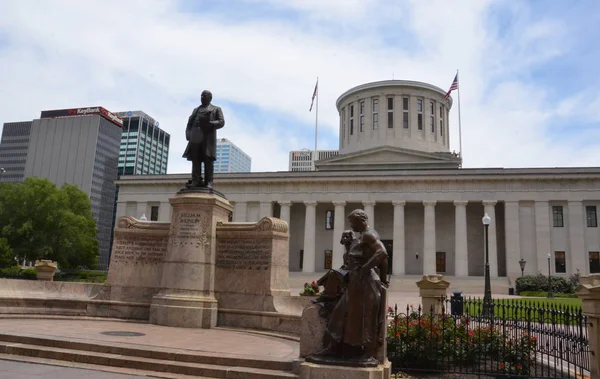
[
  {"left": 115, "top": 111, "right": 170, "bottom": 176},
  {"left": 214, "top": 138, "right": 251, "bottom": 173},
  {"left": 0, "top": 121, "right": 33, "bottom": 183},
  {"left": 288, "top": 149, "right": 339, "bottom": 171},
  {"left": 0, "top": 106, "right": 125, "bottom": 269}
]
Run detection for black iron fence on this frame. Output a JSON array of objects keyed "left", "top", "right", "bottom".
[{"left": 387, "top": 296, "right": 589, "bottom": 378}]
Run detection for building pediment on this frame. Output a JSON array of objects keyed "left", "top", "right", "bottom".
[{"left": 315, "top": 146, "right": 461, "bottom": 171}]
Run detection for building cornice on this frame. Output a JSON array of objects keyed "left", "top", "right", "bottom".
[
  {"left": 115, "top": 167, "right": 600, "bottom": 186},
  {"left": 335, "top": 80, "right": 453, "bottom": 110}
]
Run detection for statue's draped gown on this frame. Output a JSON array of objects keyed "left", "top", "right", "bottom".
[{"left": 326, "top": 229, "right": 387, "bottom": 350}]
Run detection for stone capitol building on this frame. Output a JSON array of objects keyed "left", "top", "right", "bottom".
[{"left": 114, "top": 80, "right": 600, "bottom": 280}]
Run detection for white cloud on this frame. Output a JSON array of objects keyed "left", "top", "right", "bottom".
[{"left": 0, "top": 0, "right": 598, "bottom": 174}]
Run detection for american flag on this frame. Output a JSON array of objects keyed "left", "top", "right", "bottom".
[
  {"left": 309, "top": 79, "right": 318, "bottom": 112},
  {"left": 444, "top": 74, "right": 458, "bottom": 100}
]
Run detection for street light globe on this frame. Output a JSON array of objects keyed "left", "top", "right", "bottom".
[{"left": 482, "top": 213, "right": 491, "bottom": 225}]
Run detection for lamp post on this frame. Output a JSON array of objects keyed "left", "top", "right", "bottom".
[
  {"left": 518, "top": 258, "right": 526, "bottom": 277},
  {"left": 547, "top": 253, "right": 553, "bottom": 298},
  {"left": 482, "top": 213, "right": 493, "bottom": 317}
]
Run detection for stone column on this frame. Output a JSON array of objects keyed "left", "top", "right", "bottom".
[
  {"left": 259, "top": 201, "right": 272, "bottom": 219},
  {"left": 504, "top": 201, "right": 521, "bottom": 277},
  {"left": 303, "top": 201, "right": 317, "bottom": 273},
  {"left": 569, "top": 201, "right": 586, "bottom": 275},
  {"left": 233, "top": 201, "right": 247, "bottom": 222},
  {"left": 454, "top": 201, "right": 468, "bottom": 277},
  {"left": 278, "top": 201, "right": 292, "bottom": 227},
  {"left": 576, "top": 275, "right": 600, "bottom": 379},
  {"left": 483, "top": 200, "right": 498, "bottom": 278},
  {"left": 423, "top": 201, "right": 437, "bottom": 275},
  {"left": 392, "top": 201, "right": 406, "bottom": 276},
  {"left": 150, "top": 192, "right": 233, "bottom": 328},
  {"left": 416, "top": 274, "right": 450, "bottom": 314},
  {"left": 332, "top": 201, "right": 346, "bottom": 268},
  {"left": 115, "top": 201, "right": 127, "bottom": 219},
  {"left": 363, "top": 201, "right": 376, "bottom": 229},
  {"left": 534, "top": 201, "right": 551, "bottom": 275},
  {"left": 158, "top": 201, "right": 171, "bottom": 222},
  {"left": 136, "top": 202, "right": 148, "bottom": 219}
]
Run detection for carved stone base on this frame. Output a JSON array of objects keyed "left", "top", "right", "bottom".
[
  {"left": 149, "top": 192, "right": 233, "bottom": 329},
  {"left": 177, "top": 185, "right": 226, "bottom": 199},
  {"left": 149, "top": 293, "right": 218, "bottom": 328},
  {"left": 305, "top": 355, "right": 379, "bottom": 368},
  {"left": 299, "top": 360, "right": 391, "bottom": 379}
]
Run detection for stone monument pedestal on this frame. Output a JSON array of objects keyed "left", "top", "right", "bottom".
[
  {"left": 299, "top": 361, "right": 391, "bottom": 379},
  {"left": 150, "top": 192, "right": 232, "bottom": 328},
  {"left": 34, "top": 260, "right": 57, "bottom": 281},
  {"left": 416, "top": 274, "right": 450, "bottom": 314}
]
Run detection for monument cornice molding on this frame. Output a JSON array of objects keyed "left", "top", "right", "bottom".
[
  {"left": 216, "top": 216, "right": 289, "bottom": 234},
  {"left": 116, "top": 216, "right": 171, "bottom": 232}
]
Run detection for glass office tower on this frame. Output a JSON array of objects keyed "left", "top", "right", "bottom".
[{"left": 215, "top": 138, "right": 251, "bottom": 173}]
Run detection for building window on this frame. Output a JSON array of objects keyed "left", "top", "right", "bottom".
[
  {"left": 417, "top": 99, "right": 423, "bottom": 130},
  {"left": 387, "top": 97, "right": 394, "bottom": 128},
  {"left": 359, "top": 101, "right": 365, "bottom": 115},
  {"left": 591, "top": 252, "right": 600, "bottom": 273},
  {"left": 552, "top": 206, "right": 564, "bottom": 227},
  {"left": 150, "top": 206, "right": 159, "bottom": 221},
  {"left": 440, "top": 105, "right": 444, "bottom": 136},
  {"left": 587, "top": 206, "right": 598, "bottom": 227},
  {"left": 325, "top": 210, "right": 334, "bottom": 230},
  {"left": 360, "top": 115, "right": 365, "bottom": 132},
  {"left": 350, "top": 105, "right": 354, "bottom": 135},
  {"left": 555, "top": 251, "right": 566, "bottom": 273},
  {"left": 402, "top": 97, "right": 409, "bottom": 129},
  {"left": 372, "top": 99, "right": 378, "bottom": 130},
  {"left": 341, "top": 110, "right": 346, "bottom": 141},
  {"left": 430, "top": 102, "right": 435, "bottom": 133}
]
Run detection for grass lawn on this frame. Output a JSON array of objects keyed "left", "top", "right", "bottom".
[{"left": 462, "top": 296, "right": 582, "bottom": 324}]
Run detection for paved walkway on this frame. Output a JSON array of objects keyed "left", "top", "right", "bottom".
[
  {"left": 0, "top": 318, "right": 299, "bottom": 361},
  {"left": 0, "top": 359, "right": 147, "bottom": 379}
]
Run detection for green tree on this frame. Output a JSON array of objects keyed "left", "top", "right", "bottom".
[
  {"left": 0, "top": 238, "right": 17, "bottom": 269},
  {"left": 0, "top": 177, "right": 98, "bottom": 269}
]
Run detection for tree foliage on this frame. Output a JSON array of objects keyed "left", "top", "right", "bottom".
[{"left": 0, "top": 177, "right": 99, "bottom": 269}]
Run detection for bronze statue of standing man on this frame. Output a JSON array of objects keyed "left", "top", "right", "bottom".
[{"left": 182, "top": 90, "right": 225, "bottom": 189}]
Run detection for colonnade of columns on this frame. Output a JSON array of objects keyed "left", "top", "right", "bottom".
[{"left": 231, "top": 199, "right": 499, "bottom": 275}]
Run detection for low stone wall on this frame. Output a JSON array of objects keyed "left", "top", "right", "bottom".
[
  {"left": 0, "top": 212, "right": 310, "bottom": 336},
  {"left": 0, "top": 279, "right": 150, "bottom": 319}
]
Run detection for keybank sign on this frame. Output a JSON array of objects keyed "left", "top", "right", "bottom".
[{"left": 41, "top": 106, "right": 123, "bottom": 127}]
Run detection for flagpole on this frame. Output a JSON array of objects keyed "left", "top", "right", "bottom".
[
  {"left": 314, "top": 77, "right": 319, "bottom": 171},
  {"left": 456, "top": 69, "right": 463, "bottom": 167}
]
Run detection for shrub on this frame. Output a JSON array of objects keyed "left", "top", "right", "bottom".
[
  {"left": 0, "top": 266, "right": 23, "bottom": 278},
  {"left": 21, "top": 268, "right": 37, "bottom": 280},
  {"left": 518, "top": 291, "right": 577, "bottom": 298},
  {"left": 387, "top": 308, "right": 537, "bottom": 376},
  {"left": 515, "top": 273, "right": 575, "bottom": 294}
]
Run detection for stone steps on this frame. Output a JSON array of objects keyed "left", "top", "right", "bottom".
[
  {"left": 0, "top": 333, "right": 298, "bottom": 379},
  {"left": 0, "top": 353, "right": 216, "bottom": 378}
]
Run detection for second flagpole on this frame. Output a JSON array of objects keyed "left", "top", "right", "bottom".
[
  {"left": 456, "top": 69, "right": 463, "bottom": 167},
  {"left": 314, "top": 77, "right": 319, "bottom": 171}
]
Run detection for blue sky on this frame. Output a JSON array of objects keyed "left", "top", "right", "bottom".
[{"left": 1, "top": 0, "right": 599, "bottom": 173}]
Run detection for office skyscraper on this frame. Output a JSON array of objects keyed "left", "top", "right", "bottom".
[
  {"left": 0, "top": 121, "right": 33, "bottom": 183},
  {"left": 288, "top": 149, "right": 339, "bottom": 171},
  {"left": 214, "top": 138, "right": 251, "bottom": 173},
  {"left": 115, "top": 111, "right": 170, "bottom": 176}
]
